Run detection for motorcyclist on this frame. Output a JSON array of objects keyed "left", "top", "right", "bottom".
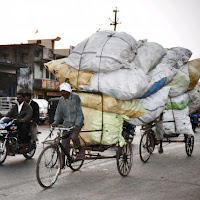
[{"left": 6, "top": 92, "right": 33, "bottom": 151}]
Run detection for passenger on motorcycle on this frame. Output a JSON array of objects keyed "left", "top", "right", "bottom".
[
  {"left": 6, "top": 92, "right": 33, "bottom": 150},
  {"left": 24, "top": 92, "right": 39, "bottom": 142}
]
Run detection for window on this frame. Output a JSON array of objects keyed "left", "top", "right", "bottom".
[{"left": 46, "top": 68, "right": 49, "bottom": 79}]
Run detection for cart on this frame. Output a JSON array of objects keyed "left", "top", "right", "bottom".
[
  {"left": 36, "top": 125, "right": 133, "bottom": 188},
  {"left": 139, "top": 121, "right": 194, "bottom": 163}
]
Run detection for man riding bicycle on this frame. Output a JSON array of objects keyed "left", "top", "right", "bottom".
[{"left": 52, "top": 82, "right": 84, "bottom": 168}]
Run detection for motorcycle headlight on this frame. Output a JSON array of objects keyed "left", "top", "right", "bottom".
[{"left": 0, "top": 124, "right": 6, "bottom": 129}]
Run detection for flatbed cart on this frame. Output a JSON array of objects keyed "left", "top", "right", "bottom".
[
  {"left": 139, "top": 121, "right": 194, "bottom": 163},
  {"left": 36, "top": 125, "right": 133, "bottom": 188}
]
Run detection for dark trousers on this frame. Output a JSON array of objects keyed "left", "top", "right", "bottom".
[
  {"left": 62, "top": 126, "right": 82, "bottom": 155},
  {"left": 18, "top": 122, "right": 30, "bottom": 143}
]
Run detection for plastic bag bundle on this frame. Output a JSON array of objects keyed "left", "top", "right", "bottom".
[
  {"left": 162, "top": 107, "right": 194, "bottom": 136},
  {"left": 76, "top": 92, "right": 146, "bottom": 118},
  {"left": 80, "top": 68, "right": 149, "bottom": 100},
  {"left": 165, "top": 93, "right": 189, "bottom": 110},
  {"left": 44, "top": 58, "right": 93, "bottom": 89},
  {"left": 166, "top": 64, "right": 190, "bottom": 97},
  {"left": 188, "top": 82, "right": 200, "bottom": 114},
  {"left": 80, "top": 107, "right": 125, "bottom": 147},
  {"left": 141, "top": 63, "right": 177, "bottom": 98},
  {"left": 161, "top": 47, "right": 192, "bottom": 69},
  {"left": 127, "top": 87, "right": 170, "bottom": 126},
  {"left": 65, "top": 30, "right": 138, "bottom": 72},
  {"left": 188, "top": 59, "right": 200, "bottom": 91},
  {"left": 132, "top": 42, "right": 166, "bottom": 74}
]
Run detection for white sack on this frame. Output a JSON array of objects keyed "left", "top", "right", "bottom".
[
  {"left": 167, "top": 64, "right": 190, "bottom": 97},
  {"left": 188, "top": 81, "right": 200, "bottom": 114},
  {"left": 161, "top": 47, "right": 192, "bottom": 69},
  {"left": 141, "top": 63, "right": 177, "bottom": 98},
  {"left": 65, "top": 30, "right": 138, "bottom": 72},
  {"left": 132, "top": 42, "right": 166, "bottom": 74},
  {"left": 162, "top": 107, "right": 194, "bottom": 136},
  {"left": 127, "top": 87, "right": 170, "bottom": 125},
  {"left": 165, "top": 93, "right": 189, "bottom": 110},
  {"left": 80, "top": 68, "right": 149, "bottom": 100}
]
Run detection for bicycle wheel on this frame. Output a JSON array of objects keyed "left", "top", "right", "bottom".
[
  {"left": 116, "top": 142, "right": 133, "bottom": 176},
  {"left": 0, "top": 139, "right": 7, "bottom": 165},
  {"left": 69, "top": 147, "right": 84, "bottom": 171},
  {"left": 36, "top": 145, "right": 61, "bottom": 188},
  {"left": 139, "top": 132, "right": 155, "bottom": 163},
  {"left": 185, "top": 135, "right": 194, "bottom": 156}
]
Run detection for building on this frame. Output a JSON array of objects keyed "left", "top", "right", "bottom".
[{"left": 0, "top": 37, "right": 70, "bottom": 99}]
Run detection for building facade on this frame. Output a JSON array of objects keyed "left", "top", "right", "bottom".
[{"left": 0, "top": 38, "right": 69, "bottom": 100}]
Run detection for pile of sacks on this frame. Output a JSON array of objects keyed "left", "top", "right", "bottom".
[{"left": 44, "top": 30, "right": 200, "bottom": 146}]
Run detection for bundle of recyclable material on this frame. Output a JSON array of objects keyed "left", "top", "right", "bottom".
[
  {"left": 44, "top": 30, "right": 200, "bottom": 141},
  {"left": 65, "top": 30, "right": 139, "bottom": 72},
  {"left": 75, "top": 92, "right": 146, "bottom": 118},
  {"left": 162, "top": 93, "right": 194, "bottom": 136},
  {"left": 80, "top": 68, "right": 149, "bottom": 100},
  {"left": 126, "top": 87, "right": 170, "bottom": 126},
  {"left": 187, "top": 59, "right": 200, "bottom": 91},
  {"left": 162, "top": 107, "right": 194, "bottom": 136},
  {"left": 44, "top": 58, "right": 93, "bottom": 89},
  {"left": 187, "top": 81, "right": 200, "bottom": 114},
  {"left": 79, "top": 107, "right": 126, "bottom": 147}
]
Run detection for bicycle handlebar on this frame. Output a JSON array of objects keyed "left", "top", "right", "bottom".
[{"left": 50, "top": 126, "right": 74, "bottom": 132}]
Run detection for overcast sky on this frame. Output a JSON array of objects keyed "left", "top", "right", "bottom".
[{"left": 1, "top": 0, "right": 200, "bottom": 59}]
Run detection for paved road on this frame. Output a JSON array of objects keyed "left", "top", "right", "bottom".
[{"left": 0, "top": 124, "right": 200, "bottom": 200}]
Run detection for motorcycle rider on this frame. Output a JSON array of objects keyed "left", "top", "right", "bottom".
[{"left": 6, "top": 92, "right": 33, "bottom": 152}]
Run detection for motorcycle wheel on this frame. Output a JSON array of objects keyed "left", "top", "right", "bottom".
[
  {"left": 23, "top": 143, "right": 36, "bottom": 159},
  {"left": 0, "top": 139, "right": 7, "bottom": 164}
]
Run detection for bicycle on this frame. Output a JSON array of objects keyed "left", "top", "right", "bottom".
[
  {"left": 36, "top": 126, "right": 84, "bottom": 188},
  {"left": 36, "top": 126, "right": 133, "bottom": 188}
]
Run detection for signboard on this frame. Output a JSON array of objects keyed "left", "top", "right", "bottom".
[{"left": 42, "top": 80, "right": 59, "bottom": 90}]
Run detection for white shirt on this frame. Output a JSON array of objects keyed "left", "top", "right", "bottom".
[{"left": 17, "top": 101, "right": 24, "bottom": 114}]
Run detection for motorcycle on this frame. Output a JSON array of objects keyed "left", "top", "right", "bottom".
[{"left": 0, "top": 117, "right": 37, "bottom": 165}]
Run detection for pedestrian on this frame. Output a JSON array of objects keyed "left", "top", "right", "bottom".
[
  {"left": 24, "top": 92, "right": 40, "bottom": 142},
  {"left": 52, "top": 82, "right": 84, "bottom": 168}
]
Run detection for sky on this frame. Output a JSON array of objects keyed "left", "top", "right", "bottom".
[{"left": 1, "top": 0, "right": 200, "bottom": 59}]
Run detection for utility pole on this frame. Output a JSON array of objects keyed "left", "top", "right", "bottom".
[{"left": 109, "top": 7, "right": 121, "bottom": 31}]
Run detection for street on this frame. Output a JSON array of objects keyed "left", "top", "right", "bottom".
[{"left": 0, "top": 124, "right": 200, "bottom": 200}]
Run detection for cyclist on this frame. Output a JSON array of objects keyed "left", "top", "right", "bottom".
[{"left": 52, "top": 82, "right": 84, "bottom": 168}]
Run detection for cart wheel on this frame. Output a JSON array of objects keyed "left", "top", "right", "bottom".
[
  {"left": 36, "top": 145, "right": 61, "bottom": 188},
  {"left": 69, "top": 147, "right": 84, "bottom": 171},
  {"left": 116, "top": 142, "right": 133, "bottom": 176},
  {"left": 185, "top": 135, "right": 194, "bottom": 156},
  {"left": 139, "top": 132, "right": 155, "bottom": 163}
]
